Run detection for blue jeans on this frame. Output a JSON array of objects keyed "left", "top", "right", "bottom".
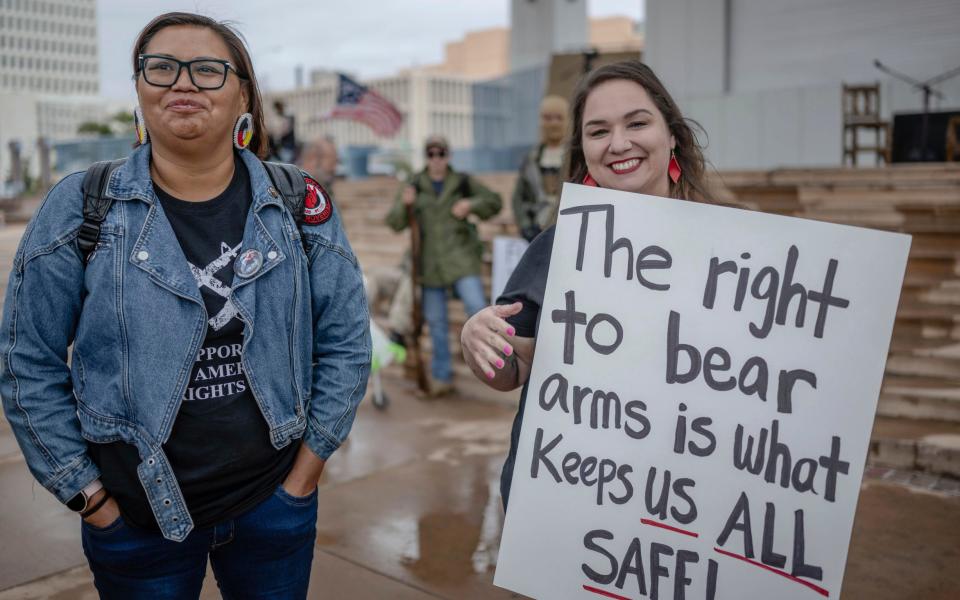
[
  {"left": 81, "top": 484, "right": 318, "bottom": 599},
  {"left": 422, "top": 275, "right": 487, "bottom": 383}
]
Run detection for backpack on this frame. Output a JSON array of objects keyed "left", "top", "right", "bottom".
[{"left": 78, "top": 159, "right": 308, "bottom": 263}]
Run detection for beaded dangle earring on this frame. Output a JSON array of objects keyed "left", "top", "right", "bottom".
[
  {"left": 133, "top": 106, "right": 149, "bottom": 145},
  {"left": 233, "top": 113, "right": 253, "bottom": 150}
]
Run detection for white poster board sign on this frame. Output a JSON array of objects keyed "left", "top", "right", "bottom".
[
  {"left": 494, "top": 184, "right": 911, "bottom": 600},
  {"left": 493, "top": 236, "right": 530, "bottom": 302}
]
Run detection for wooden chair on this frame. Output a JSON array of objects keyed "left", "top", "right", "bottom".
[
  {"left": 842, "top": 83, "right": 890, "bottom": 166},
  {"left": 947, "top": 115, "right": 960, "bottom": 162}
]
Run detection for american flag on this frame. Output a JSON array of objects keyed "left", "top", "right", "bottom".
[{"left": 324, "top": 73, "right": 403, "bottom": 137}]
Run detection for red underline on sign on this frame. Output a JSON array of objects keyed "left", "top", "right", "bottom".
[
  {"left": 640, "top": 518, "right": 700, "bottom": 538},
  {"left": 713, "top": 547, "right": 830, "bottom": 597},
  {"left": 583, "top": 584, "right": 633, "bottom": 600}
]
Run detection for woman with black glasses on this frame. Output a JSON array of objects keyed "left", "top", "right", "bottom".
[{"left": 0, "top": 12, "right": 370, "bottom": 599}]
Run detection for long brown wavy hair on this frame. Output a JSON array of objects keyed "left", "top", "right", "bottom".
[
  {"left": 566, "top": 60, "right": 712, "bottom": 202},
  {"left": 131, "top": 12, "right": 269, "bottom": 158}
]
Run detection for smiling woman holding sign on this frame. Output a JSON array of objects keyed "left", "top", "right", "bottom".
[{"left": 461, "top": 60, "right": 712, "bottom": 507}]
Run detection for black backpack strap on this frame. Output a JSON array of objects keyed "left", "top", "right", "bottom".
[
  {"left": 457, "top": 173, "right": 472, "bottom": 198},
  {"left": 262, "top": 161, "right": 308, "bottom": 250},
  {"left": 79, "top": 159, "right": 126, "bottom": 263}
]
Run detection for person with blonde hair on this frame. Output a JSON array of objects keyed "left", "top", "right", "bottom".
[{"left": 512, "top": 94, "right": 569, "bottom": 241}]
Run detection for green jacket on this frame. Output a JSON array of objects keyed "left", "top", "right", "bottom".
[{"left": 386, "top": 167, "right": 502, "bottom": 287}]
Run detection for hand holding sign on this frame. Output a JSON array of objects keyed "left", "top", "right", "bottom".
[{"left": 461, "top": 301, "right": 523, "bottom": 381}]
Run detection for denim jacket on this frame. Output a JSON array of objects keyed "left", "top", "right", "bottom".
[{"left": 0, "top": 146, "right": 371, "bottom": 541}]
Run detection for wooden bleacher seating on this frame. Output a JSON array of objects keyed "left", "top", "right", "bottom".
[
  {"left": 947, "top": 115, "right": 960, "bottom": 162},
  {"left": 335, "top": 164, "right": 960, "bottom": 424}
]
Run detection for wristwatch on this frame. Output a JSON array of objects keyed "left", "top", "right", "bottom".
[{"left": 66, "top": 479, "right": 104, "bottom": 513}]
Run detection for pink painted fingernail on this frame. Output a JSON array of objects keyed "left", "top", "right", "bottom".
[
  {"left": 503, "top": 345, "right": 513, "bottom": 356},
  {"left": 486, "top": 371, "right": 495, "bottom": 379},
  {"left": 506, "top": 327, "right": 515, "bottom": 336},
  {"left": 496, "top": 358, "right": 504, "bottom": 368}
]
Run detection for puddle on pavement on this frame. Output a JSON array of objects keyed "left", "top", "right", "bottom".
[
  {"left": 419, "top": 418, "right": 510, "bottom": 466},
  {"left": 398, "top": 458, "right": 504, "bottom": 586},
  {"left": 314, "top": 530, "right": 342, "bottom": 547}
]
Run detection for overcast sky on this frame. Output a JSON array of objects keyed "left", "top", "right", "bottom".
[{"left": 97, "top": 0, "right": 644, "bottom": 101}]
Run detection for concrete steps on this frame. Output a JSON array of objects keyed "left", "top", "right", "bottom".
[{"left": 868, "top": 416, "right": 960, "bottom": 478}]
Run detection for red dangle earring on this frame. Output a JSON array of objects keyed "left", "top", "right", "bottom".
[
  {"left": 668, "top": 149, "right": 682, "bottom": 184},
  {"left": 233, "top": 112, "right": 254, "bottom": 150}
]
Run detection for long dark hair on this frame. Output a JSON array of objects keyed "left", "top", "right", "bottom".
[
  {"left": 566, "top": 60, "right": 711, "bottom": 202},
  {"left": 131, "top": 12, "right": 268, "bottom": 158}
]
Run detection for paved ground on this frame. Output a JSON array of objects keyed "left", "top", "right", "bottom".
[
  {"left": 0, "top": 376, "right": 523, "bottom": 599},
  {"left": 0, "top": 223, "right": 957, "bottom": 599}
]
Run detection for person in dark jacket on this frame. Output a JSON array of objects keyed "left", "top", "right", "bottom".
[{"left": 512, "top": 95, "right": 569, "bottom": 241}]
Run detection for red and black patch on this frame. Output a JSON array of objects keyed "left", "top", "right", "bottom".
[{"left": 303, "top": 177, "right": 333, "bottom": 225}]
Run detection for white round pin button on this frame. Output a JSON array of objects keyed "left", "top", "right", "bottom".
[
  {"left": 136, "top": 250, "right": 149, "bottom": 261},
  {"left": 267, "top": 250, "right": 278, "bottom": 260},
  {"left": 234, "top": 249, "right": 263, "bottom": 278}
]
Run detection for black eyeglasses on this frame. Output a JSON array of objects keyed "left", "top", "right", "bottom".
[
  {"left": 426, "top": 150, "right": 447, "bottom": 159},
  {"left": 137, "top": 54, "right": 245, "bottom": 90}
]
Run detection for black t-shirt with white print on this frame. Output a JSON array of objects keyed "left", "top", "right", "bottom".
[{"left": 88, "top": 156, "right": 297, "bottom": 531}]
